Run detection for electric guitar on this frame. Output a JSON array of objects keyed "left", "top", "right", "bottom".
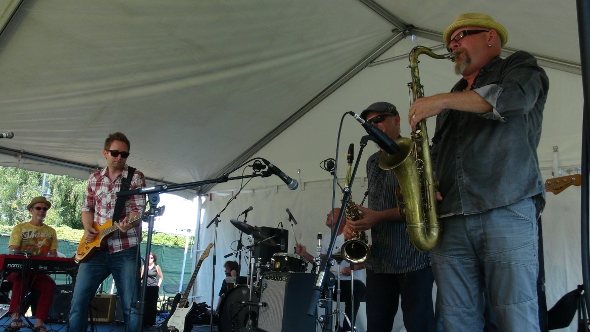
[
  {"left": 74, "top": 214, "right": 142, "bottom": 263},
  {"left": 545, "top": 174, "right": 581, "bottom": 195},
  {"left": 159, "top": 243, "right": 213, "bottom": 332}
]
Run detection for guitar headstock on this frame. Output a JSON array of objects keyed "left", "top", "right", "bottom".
[
  {"left": 199, "top": 243, "right": 214, "bottom": 261},
  {"left": 545, "top": 174, "right": 581, "bottom": 195}
]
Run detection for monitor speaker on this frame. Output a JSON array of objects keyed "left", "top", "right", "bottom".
[
  {"left": 47, "top": 284, "right": 73, "bottom": 323},
  {"left": 88, "top": 294, "right": 117, "bottom": 323},
  {"left": 253, "top": 227, "right": 288, "bottom": 265},
  {"left": 258, "top": 272, "right": 316, "bottom": 332}
]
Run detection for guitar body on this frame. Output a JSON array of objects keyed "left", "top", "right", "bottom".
[
  {"left": 74, "top": 220, "right": 114, "bottom": 263},
  {"left": 159, "top": 293, "right": 182, "bottom": 332},
  {"left": 158, "top": 243, "right": 213, "bottom": 332},
  {"left": 160, "top": 298, "right": 196, "bottom": 332}
]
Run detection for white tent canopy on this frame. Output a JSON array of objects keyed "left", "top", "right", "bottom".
[{"left": 0, "top": 1, "right": 586, "bottom": 331}]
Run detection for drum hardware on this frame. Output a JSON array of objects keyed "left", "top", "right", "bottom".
[
  {"left": 285, "top": 208, "right": 301, "bottom": 254},
  {"left": 218, "top": 285, "right": 260, "bottom": 332},
  {"left": 317, "top": 270, "right": 337, "bottom": 331},
  {"left": 313, "top": 232, "right": 323, "bottom": 274},
  {"left": 333, "top": 260, "right": 353, "bottom": 332},
  {"left": 219, "top": 234, "right": 275, "bottom": 331}
]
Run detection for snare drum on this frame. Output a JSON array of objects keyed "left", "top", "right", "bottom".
[
  {"left": 270, "top": 253, "right": 308, "bottom": 272},
  {"left": 218, "top": 285, "right": 259, "bottom": 332}
]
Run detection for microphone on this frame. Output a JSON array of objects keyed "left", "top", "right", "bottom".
[
  {"left": 286, "top": 208, "right": 298, "bottom": 225},
  {"left": 280, "top": 236, "right": 286, "bottom": 251},
  {"left": 349, "top": 112, "right": 399, "bottom": 155},
  {"left": 346, "top": 143, "right": 354, "bottom": 164},
  {"left": 238, "top": 206, "right": 253, "bottom": 216},
  {"left": 261, "top": 159, "right": 299, "bottom": 190},
  {"left": 0, "top": 132, "right": 14, "bottom": 139}
]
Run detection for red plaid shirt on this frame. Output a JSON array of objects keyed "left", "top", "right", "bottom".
[{"left": 82, "top": 165, "right": 146, "bottom": 253}]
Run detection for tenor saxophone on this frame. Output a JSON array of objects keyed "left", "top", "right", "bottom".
[
  {"left": 340, "top": 144, "right": 370, "bottom": 264},
  {"left": 378, "top": 46, "right": 454, "bottom": 252}
]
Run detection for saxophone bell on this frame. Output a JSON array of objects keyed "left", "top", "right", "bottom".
[{"left": 339, "top": 144, "right": 370, "bottom": 265}]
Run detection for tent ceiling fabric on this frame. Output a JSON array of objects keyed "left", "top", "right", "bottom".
[
  {"left": 0, "top": 0, "right": 393, "bottom": 190},
  {"left": 0, "top": 0, "right": 582, "bottom": 195}
]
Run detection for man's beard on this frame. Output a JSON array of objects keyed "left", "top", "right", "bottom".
[
  {"left": 36, "top": 216, "right": 45, "bottom": 222},
  {"left": 454, "top": 49, "right": 471, "bottom": 75}
]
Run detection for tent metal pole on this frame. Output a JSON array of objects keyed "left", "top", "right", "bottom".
[
  {"left": 576, "top": 0, "right": 590, "bottom": 320},
  {"left": 0, "top": 0, "right": 23, "bottom": 37}
]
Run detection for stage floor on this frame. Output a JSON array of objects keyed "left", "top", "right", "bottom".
[{"left": 0, "top": 316, "right": 219, "bottom": 332}]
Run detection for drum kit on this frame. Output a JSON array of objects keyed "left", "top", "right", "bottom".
[{"left": 217, "top": 220, "right": 309, "bottom": 332}]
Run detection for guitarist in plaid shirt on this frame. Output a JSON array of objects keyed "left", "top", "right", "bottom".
[{"left": 69, "top": 132, "right": 146, "bottom": 332}]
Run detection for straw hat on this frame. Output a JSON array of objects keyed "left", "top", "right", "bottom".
[
  {"left": 443, "top": 13, "right": 508, "bottom": 47},
  {"left": 27, "top": 196, "right": 52, "bottom": 210}
]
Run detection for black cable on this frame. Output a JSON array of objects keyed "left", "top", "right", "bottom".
[{"left": 576, "top": 0, "right": 590, "bottom": 319}]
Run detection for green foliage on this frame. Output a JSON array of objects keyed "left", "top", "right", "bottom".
[
  {"left": 0, "top": 166, "right": 87, "bottom": 228},
  {"left": 0, "top": 167, "right": 192, "bottom": 247},
  {"left": 0, "top": 223, "right": 191, "bottom": 247}
]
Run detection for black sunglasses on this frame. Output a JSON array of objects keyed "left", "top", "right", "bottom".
[
  {"left": 367, "top": 113, "right": 394, "bottom": 125},
  {"left": 446, "top": 30, "right": 489, "bottom": 52},
  {"left": 34, "top": 207, "right": 49, "bottom": 211},
  {"left": 108, "top": 150, "right": 130, "bottom": 158}
]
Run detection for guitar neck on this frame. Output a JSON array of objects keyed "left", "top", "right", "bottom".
[
  {"left": 103, "top": 215, "right": 140, "bottom": 237},
  {"left": 178, "top": 260, "right": 204, "bottom": 308}
]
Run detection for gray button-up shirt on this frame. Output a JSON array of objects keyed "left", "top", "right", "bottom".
[{"left": 431, "top": 51, "right": 549, "bottom": 217}]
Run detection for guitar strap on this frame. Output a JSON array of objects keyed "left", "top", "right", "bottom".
[{"left": 111, "top": 166, "right": 136, "bottom": 223}]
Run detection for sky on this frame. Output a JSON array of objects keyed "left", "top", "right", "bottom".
[{"left": 141, "top": 193, "right": 201, "bottom": 236}]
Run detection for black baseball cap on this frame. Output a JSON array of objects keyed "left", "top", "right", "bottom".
[{"left": 360, "top": 102, "right": 399, "bottom": 120}]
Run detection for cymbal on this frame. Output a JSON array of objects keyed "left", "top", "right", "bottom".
[
  {"left": 229, "top": 220, "right": 277, "bottom": 246},
  {"left": 230, "top": 219, "right": 253, "bottom": 235},
  {"left": 251, "top": 226, "right": 277, "bottom": 247}
]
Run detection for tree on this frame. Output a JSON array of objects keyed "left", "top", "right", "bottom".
[{"left": 0, "top": 166, "right": 87, "bottom": 228}]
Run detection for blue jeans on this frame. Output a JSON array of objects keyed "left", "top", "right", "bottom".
[
  {"left": 365, "top": 267, "right": 435, "bottom": 332},
  {"left": 432, "top": 198, "right": 540, "bottom": 332},
  {"left": 69, "top": 246, "right": 140, "bottom": 332}
]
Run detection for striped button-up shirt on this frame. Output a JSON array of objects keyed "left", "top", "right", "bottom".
[
  {"left": 365, "top": 150, "right": 431, "bottom": 274},
  {"left": 82, "top": 165, "right": 146, "bottom": 253}
]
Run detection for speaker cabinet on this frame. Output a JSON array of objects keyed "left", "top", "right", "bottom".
[
  {"left": 47, "top": 284, "right": 73, "bottom": 323},
  {"left": 88, "top": 294, "right": 117, "bottom": 323},
  {"left": 254, "top": 227, "right": 288, "bottom": 265},
  {"left": 258, "top": 272, "right": 316, "bottom": 332}
]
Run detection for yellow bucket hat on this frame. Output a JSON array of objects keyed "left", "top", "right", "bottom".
[{"left": 443, "top": 13, "right": 508, "bottom": 47}]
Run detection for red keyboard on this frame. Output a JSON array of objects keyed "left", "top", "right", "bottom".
[{"left": 0, "top": 254, "right": 78, "bottom": 275}]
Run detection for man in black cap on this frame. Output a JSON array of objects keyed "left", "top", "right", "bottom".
[{"left": 339, "top": 102, "right": 435, "bottom": 332}]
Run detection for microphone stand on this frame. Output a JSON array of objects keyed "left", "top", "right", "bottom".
[
  {"left": 308, "top": 135, "right": 372, "bottom": 330},
  {"left": 208, "top": 217, "right": 220, "bottom": 332},
  {"left": 116, "top": 170, "right": 274, "bottom": 332},
  {"left": 135, "top": 193, "right": 165, "bottom": 332},
  {"left": 287, "top": 211, "right": 299, "bottom": 253},
  {"left": 237, "top": 211, "right": 249, "bottom": 274}
]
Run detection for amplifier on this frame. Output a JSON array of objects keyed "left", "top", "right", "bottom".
[
  {"left": 88, "top": 294, "right": 117, "bottom": 323},
  {"left": 258, "top": 272, "right": 316, "bottom": 332},
  {"left": 47, "top": 284, "right": 73, "bottom": 323}
]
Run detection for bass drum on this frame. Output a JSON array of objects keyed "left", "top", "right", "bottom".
[{"left": 218, "top": 285, "right": 259, "bottom": 332}]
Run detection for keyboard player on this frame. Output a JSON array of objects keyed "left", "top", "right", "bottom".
[{"left": 5, "top": 196, "right": 58, "bottom": 332}]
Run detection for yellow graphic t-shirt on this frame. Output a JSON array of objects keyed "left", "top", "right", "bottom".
[{"left": 8, "top": 222, "right": 58, "bottom": 256}]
